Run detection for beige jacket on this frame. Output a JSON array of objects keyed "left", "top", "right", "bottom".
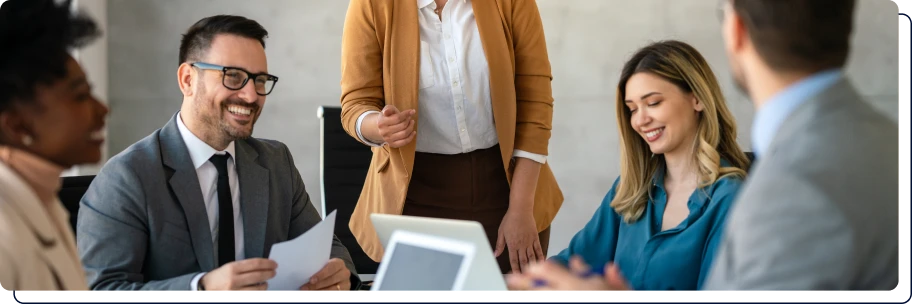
[{"left": 0, "top": 161, "right": 87, "bottom": 290}]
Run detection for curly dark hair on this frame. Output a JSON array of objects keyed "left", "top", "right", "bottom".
[{"left": 0, "top": 0, "right": 101, "bottom": 111}]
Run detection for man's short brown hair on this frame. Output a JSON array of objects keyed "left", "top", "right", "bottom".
[
  {"left": 179, "top": 15, "right": 268, "bottom": 65},
  {"left": 732, "top": 0, "right": 856, "bottom": 73}
]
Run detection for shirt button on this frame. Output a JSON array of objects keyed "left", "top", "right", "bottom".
[
  {"left": 444, "top": 33, "right": 451, "bottom": 39},
  {"left": 452, "top": 80, "right": 458, "bottom": 86},
  {"left": 448, "top": 57, "right": 455, "bottom": 63}
]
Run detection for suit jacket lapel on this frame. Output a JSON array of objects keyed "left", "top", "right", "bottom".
[
  {"left": 234, "top": 140, "right": 269, "bottom": 258},
  {"left": 160, "top": 113, "right": 216, "bottom": 271},
  {"left": 390, "top": 0, "right": 420, "bottom": 175},
  {"left": 472, "top": 0, "right": 517, "bottom": 169}
]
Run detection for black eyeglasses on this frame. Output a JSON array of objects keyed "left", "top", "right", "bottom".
[{"left": 191, "top": 62, "right": 279, "bottom": 96}]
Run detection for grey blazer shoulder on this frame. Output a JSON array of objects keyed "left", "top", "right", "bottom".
[
  {"left": 78, "top": 113, "right": 357, "bottom": 290},
  {"left": 704, "top": 78, "right": 898, "bottom": 290}
]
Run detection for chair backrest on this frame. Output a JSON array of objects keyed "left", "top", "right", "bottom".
[
  {"left": 745, "top": 152, "right": 756, "bottom": 173},
  {"left": 745, "top": 152, "right": 755, "bottom": 164},
  {"left": 318, "top": 106, "right": 379, "bottom": 275},
  {"left": 58, "top": 175, "right": 95, "bottom": 234}
]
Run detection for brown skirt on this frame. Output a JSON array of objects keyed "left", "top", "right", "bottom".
[{"left": 402, "top": 144, "right": 550, "bottom": 274}]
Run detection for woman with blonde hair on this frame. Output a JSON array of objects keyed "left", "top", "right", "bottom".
[{"left": 508, "top": 40, "right": 750, "bottom": 290}]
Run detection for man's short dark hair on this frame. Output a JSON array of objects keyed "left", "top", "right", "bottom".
[
  {"left": 0, "top": 0, "right": 100, "bottom": 111},
  {"left": 179, "top": 15, "right": 269, "bottom": 65},
  {"left": 732, "top": 0, "right": 856, "bottom": 73}
]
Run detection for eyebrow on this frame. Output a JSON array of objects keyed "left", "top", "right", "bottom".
[
  {"left": 225, "top": 65, "right": 268, "bottom": 75},
  {"left": 624, "top": 92, "right": 662, "bottom": 104},
  {"left": 69, "top": 76, "right": 89, "bottom": 89}
]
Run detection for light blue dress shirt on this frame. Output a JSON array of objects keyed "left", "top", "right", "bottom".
[{"left": 751, "top": 69, "right": 842, "bottom": 158}]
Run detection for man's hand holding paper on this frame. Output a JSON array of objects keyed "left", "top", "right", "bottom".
[
  {"left": 300, "top": 258, "right": 351, "bottom": 290},
  {"left": 267, "top": 211, "right": 345, "bottom": 290}
]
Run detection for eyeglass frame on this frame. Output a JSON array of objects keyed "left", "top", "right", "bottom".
[{"left": 190, "top": 62, "right": 279, "bottom": 96}]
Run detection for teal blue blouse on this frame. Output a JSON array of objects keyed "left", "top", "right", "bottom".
[{"left": 553, "top": 165, "right": 743, "bottom": 290}]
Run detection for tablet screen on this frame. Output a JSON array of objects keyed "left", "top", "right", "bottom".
[{"left": 375, "top": 243, "right": 466, "bottom": 290}]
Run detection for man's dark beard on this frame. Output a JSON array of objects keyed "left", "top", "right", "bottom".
[
  {"left": 730, "top": 63, "right": 751, "bottom": 100},
  {"left": 193, "top": 94, "right": 259, "bottom": 147},
  {"left": 218, "top": 98, "right": 259, "bottom": 140},
  {"left": 733, "top": 75, "right": 749, "bottom": 98},
  {"left": 219, "top": 119, "right": 254, "bottom": 140}
]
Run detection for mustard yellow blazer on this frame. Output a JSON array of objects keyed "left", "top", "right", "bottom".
[{"left": 340, "top": 0, "right": 563, "bottom": 261}]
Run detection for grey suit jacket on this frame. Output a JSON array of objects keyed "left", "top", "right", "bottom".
[
  {"left": 77, "top": 113, "right": 358, "bottom": 290},
  {"left": 704, "top": 78, "right": 898, "bottom": 290}
]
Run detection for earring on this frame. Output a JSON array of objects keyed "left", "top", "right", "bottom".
[{"left": 22, "top": 135, "right": 33, "bottom": 147}]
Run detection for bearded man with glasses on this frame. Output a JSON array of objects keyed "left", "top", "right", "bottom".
[{"left": 77, "top": 15, "right": 359, "bottom": 291}]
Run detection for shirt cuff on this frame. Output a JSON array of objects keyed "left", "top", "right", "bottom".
[
  {"left": 190, "top": 272, "right": 206, "bottom": 291},
  {"left": 513, "top": 149, "right": 547, "bottom": 164},
  {"left": 356, "top": 111, "right": 384, "bottom": 147}
]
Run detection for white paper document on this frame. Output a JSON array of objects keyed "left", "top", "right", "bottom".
[{"left": 266, "top": 210, "right": 337, "bottom": 290}]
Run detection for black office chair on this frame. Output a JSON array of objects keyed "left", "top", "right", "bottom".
[
  {"left": 744, "top": 152, "right": 756, "bottom": 173},
  {"left": 318, "top": 106, "right": 379, "bottom": 278},
  {"left": 58, "top": 175, "right": 95, "bottom": 234}
]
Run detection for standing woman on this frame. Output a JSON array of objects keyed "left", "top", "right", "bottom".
[
  {"left": 0, "top": 0, "right": 108, "bottom": 290},
  {"left": 340, "top": 0, "right": 562, "bottom": 273}
]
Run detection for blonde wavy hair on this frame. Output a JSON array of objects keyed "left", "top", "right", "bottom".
[{"left": 611, "top": 40, "right": 750, "bottom": 223}]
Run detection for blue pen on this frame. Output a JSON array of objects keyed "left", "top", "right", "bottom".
[{"left": 532, "top": 267, "right": 605, "bottom": 287}]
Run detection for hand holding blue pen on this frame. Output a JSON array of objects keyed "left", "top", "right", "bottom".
[
  {"left": 533, "top": 269, "right": 604, "bottom": 287},
  {"left": 511, "top": 256, "right": 631, "bottom": 290}
]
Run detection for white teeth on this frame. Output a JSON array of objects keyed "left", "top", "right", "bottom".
[
  {"left": 89, "top": 130, "right": 105, "bottom": 141},
  {"left": 646, "top": 128, "right": 663, "bottom": 138},
  {"left": 228, "top": 106, "right": 252, "bottom": 116}
]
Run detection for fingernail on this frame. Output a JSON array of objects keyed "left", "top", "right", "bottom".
[{"left": 533, "top": 279, "right": 548, "bottom": 287}]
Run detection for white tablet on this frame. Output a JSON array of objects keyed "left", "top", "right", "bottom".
[
  {"left": 371, "top": 230, "right": 476, "bottom": 291},
  {"left": 370, "top": 213, "right": 508, "bottom": 290}
]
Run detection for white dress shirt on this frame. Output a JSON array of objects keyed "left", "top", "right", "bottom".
[
  {"left": 176, "top": 112, "right": 245, "bottom": 290},
  {"left": 356, "top": 0, "right": 546, "bottom": 163}
]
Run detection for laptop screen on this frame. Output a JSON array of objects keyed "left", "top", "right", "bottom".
[{"left": 375, "top": 243, "right": 466, "bottom": 290}]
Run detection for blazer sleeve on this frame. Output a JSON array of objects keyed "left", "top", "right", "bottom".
[
  {"left": 282, "top": 145, "right": 361, "bottom": 289},
  {"left": 702, "top": 173, "right": 854, "bottom": 290},
  {"left": 78, "top": 156, "right": 199, "bottom": 290},
  {"left": 340, "top": 0, "right": 385, "bottom": 145},
  {"left": 551, "top": 178, "right": 621, "bottom": 268},
  {"left": 510, "top": 0, "right": 555, "bottom": 155}
]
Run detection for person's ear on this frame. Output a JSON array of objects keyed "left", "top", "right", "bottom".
[
  {"left": 177, "top": 63, "right": 197, "bottom": 97},
  {"left": 722, "top": 2, "right": 749, "bottom": 57},
  {"left": 0, "top": 106, "right": 32, "bottom": 148},
  {"left": 692, "top": 94, "right": 704, "bottom": 112}
]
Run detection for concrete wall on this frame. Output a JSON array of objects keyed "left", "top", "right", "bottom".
[
  {"left": 105, "top": 0, "right": 899, "bottom": 255},
  {"left": 65, "top": 0, "right": 109, "bottom": 176}
]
